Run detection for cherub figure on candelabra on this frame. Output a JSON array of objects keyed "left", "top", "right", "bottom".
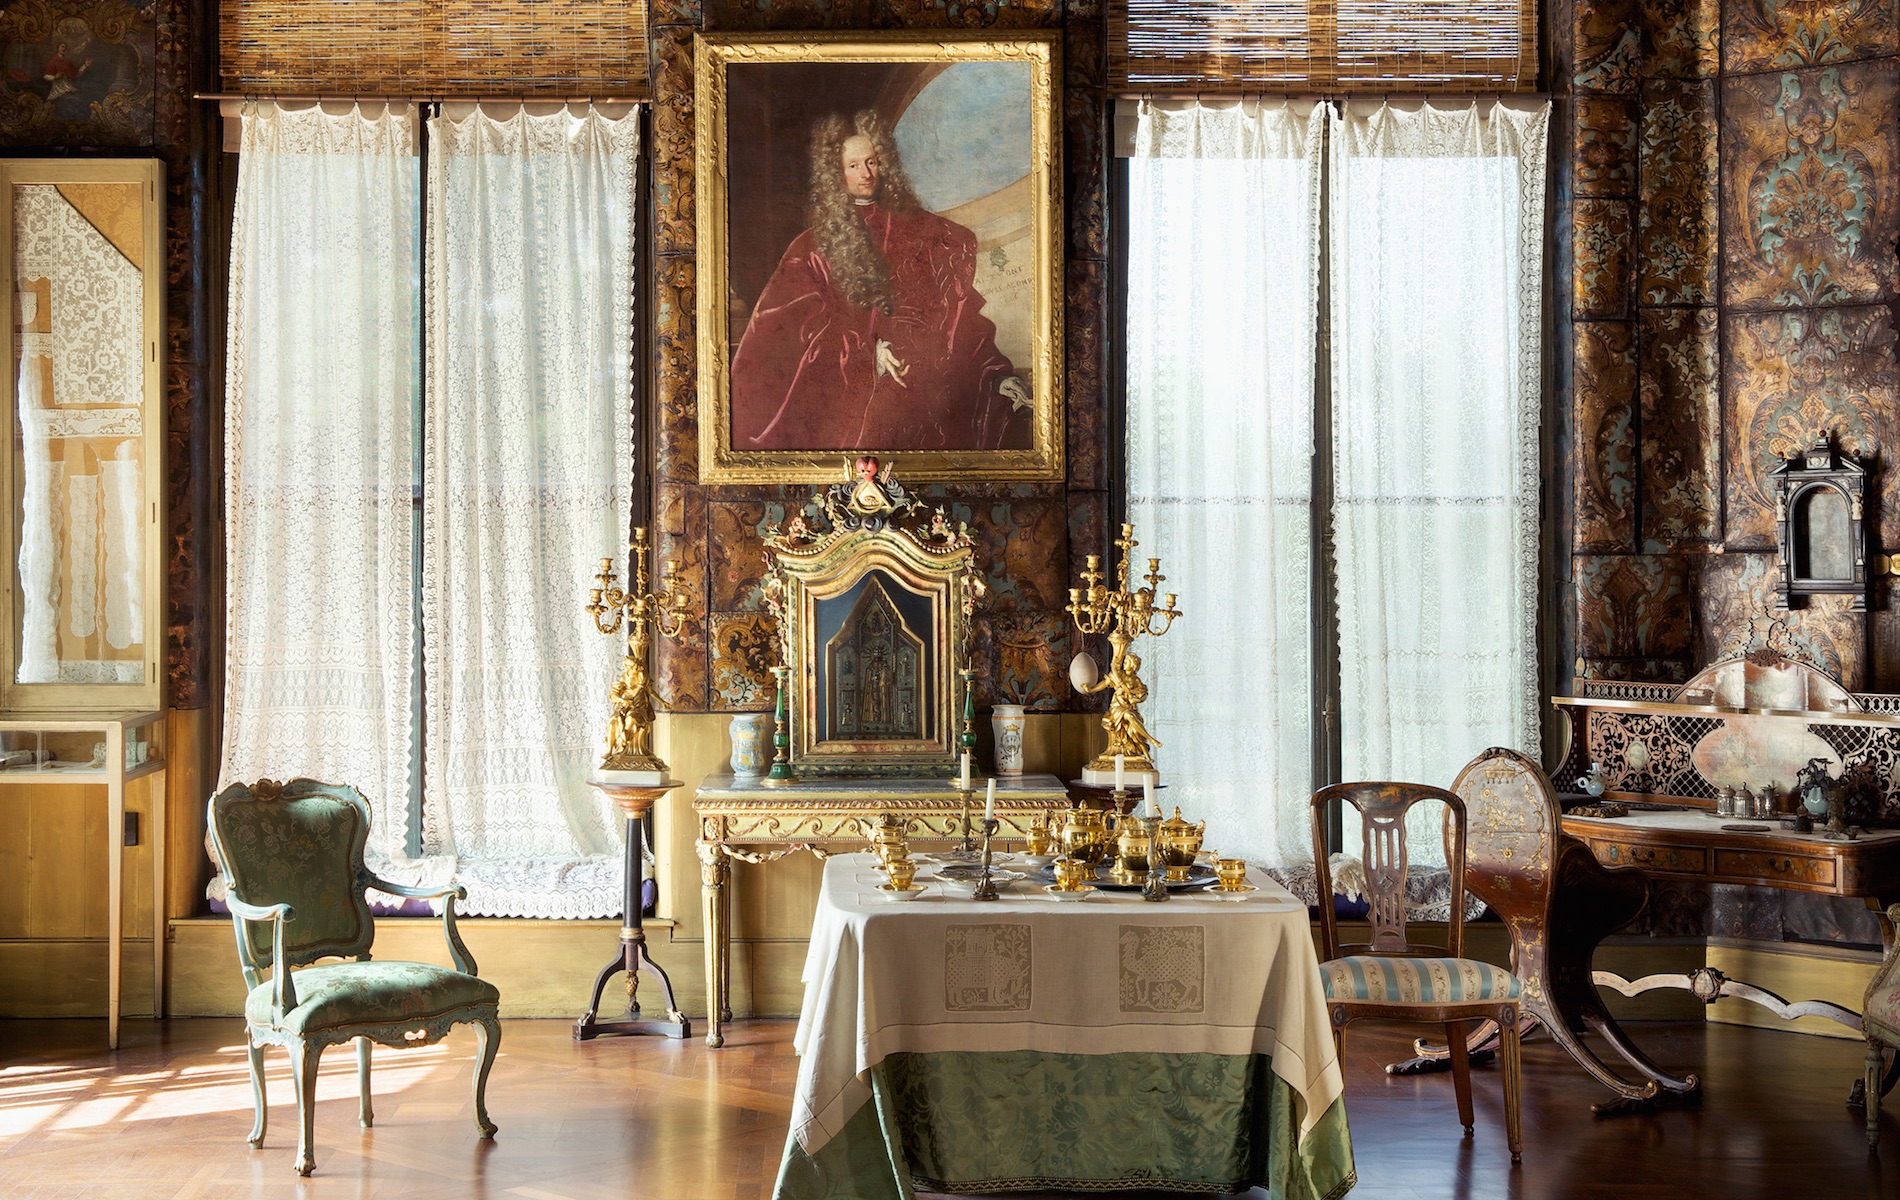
[
  {"left": 587, "top": 528, "right": 692, "bottom": 777},
  {"left": 1067, "top": 523, "right": 1182, "bottom": 788}
]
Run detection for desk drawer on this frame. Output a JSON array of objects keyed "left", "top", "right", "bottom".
[
  {"left": 1712, "top": 849, "right": 1835, "bottom": 889},
  {"left": 1587, "top": 838, "right": 1708, "bottom": 875}
]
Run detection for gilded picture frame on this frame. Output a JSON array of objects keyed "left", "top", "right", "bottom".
[{"left": 694, "top": 32, "right": 1064, "bottom": 485}]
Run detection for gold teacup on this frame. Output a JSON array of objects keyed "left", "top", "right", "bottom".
[
  {"left": 886, "top": 857, "right": 919, "bottom": 891},
  {"left": 1025, "top": 820, "right": 1054, "bottom": 857},
  {"left": 1053, "top": 857, "right": 1092, "bottom": 891},
  {"left": 1215, "top": 857, "right": 1248, "bottom": 890}
]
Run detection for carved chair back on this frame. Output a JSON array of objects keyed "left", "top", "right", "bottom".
[
  {"left": 208, "top": 778, "right": 377, "bottom": 987},
  {"left": 1452, "top": 748, "right": 1558, "bottom": 928},
  {"left": 1310, "top": 781, "right": 1467, "bottom": 963}
]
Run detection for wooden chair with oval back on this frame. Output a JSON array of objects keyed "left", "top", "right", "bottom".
[
  {"left": 207, "top": 778, "right": 501, "bottom": 1176},
  {"left": 1311, "top": 781, "right": 1524, "bottom": 1162},
  {"left": 1436, "top": 747, "right": 1700, "bottom": 1114},
  {"left": 1865, "top": 904, "right": 1900, "bottom": 1148}
]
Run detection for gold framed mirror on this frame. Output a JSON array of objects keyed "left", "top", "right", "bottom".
[
  {"left": 763, "top": 458, "right": 983, "bottom": 776},
  {"left": 0, "top": 159, "right": 164, "bottom": 711}
]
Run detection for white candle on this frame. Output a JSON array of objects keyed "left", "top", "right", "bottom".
[
  {"left": 961, "top": 752, "right": 972, "bottom": 790},
  {"left": 985, "top": 777, "right": 996, "bottom": 822},
  {"left": 1115, "top": 754, "right": 1125, "bottom": 791},
  {"left": 1144, "top": 779, "right": 1157, "bottom": 817}
]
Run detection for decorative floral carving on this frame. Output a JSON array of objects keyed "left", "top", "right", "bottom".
[
  {"left": 1723, "top": 0, "right": 1897, "bottom": 72},
  {"left": 1639, "top": 308, "right": 1720, "bottom": 548},
  {"left": 1638, "top": 80, "right": 1719, "bottom": 305},
  {"left": 1574, "top": 200, "right": 1634, "bottom": 319}
]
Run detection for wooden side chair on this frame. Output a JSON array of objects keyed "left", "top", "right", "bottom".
[
  {"left": 1311, "top": 781, "right": 1524, "bottom": 1162},
  {"left": 1864, "top": 903, "right": 1900, "bottom": 1149},
  {"left": 1447, "top": 747, "right": 1698, "bottom": 1112},
  {"left": 208, "top": 778, "right": 500, "bottom": 1176}
]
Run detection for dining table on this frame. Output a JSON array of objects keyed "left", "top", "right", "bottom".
[{"left": 772, "top": 853, "right": 1356, "bottom": 1199}]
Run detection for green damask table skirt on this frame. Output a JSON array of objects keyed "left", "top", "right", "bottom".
[{"left": 773, "top": 1050, "right": 1355, "bottom": 1200}]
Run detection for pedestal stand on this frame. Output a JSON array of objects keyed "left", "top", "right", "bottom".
[{"left": 575, "top": 778, "right": 690, "bottom": 1042}]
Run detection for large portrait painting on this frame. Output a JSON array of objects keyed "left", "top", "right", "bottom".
[{"left": 695, "top": 34, "right": 1064, "bottom": 484}]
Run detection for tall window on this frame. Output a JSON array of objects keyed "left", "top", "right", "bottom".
[
  {"left": 1124, "top": 97, "right": 1548, "bottom": 865},
  {"left": 221, "top": 101, "right": 639, "bottom": 916}
]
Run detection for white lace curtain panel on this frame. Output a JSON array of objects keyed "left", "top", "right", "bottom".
[
  {"left": 421, "top": 106, "right": 636, "bottom": 918},
  {"left": 1331, "top": 101, "right": 1549, "bottom": 867},
  {"left": 220, "top": 102, "right": 637, "bottom": 917},
  {"left": 221, "top": 103, "right": 426, "bottom": 880},
  {"left": 1124, "top": 99, "right": 1325, "bottom": 868},
  {"left": 1124, "top": 98, "right": 1549, "bottom": 873}
]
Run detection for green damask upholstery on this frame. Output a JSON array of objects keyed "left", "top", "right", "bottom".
[
  {"left": 209, "top": 778, "right": 500, "bottom": 1177},
  {"left": 244, "top": 962, "right": 501, "bottom": 1038},
  {"left": 1320, "top": 956, "right": 1524, "bottom": 1005}
]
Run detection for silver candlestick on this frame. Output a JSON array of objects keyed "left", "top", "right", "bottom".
[{"left": 971, "top": 818, "right": 1001, "bottom": 902}]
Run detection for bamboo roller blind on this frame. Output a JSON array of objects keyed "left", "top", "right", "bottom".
[
  {"left": 1110, "top": 0, "right": 1537, "bottom": 93},
  {"left": 219, "top": 0, "right": 650, "bottom": 94}
]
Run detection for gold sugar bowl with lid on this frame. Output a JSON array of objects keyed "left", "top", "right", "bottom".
[
  {"left": 864, "top": 812, "right": 910, "bottom": 865},
  {"left": 1057, "top": 806, "right": 1110, "bottom": 868},
  {"left": 1157, "top": 807, "right": 1205, "bottom": 881},
  {"left": 1111, "top": 818, "right": 1151, "bottom": 883}
]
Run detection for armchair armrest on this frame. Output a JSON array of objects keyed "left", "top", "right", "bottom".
[
  {"left": 364, "top": 875, "right": 479, "bottom": 977},
  {"left": 225, "top": 891, "right": 299, "bottom": 1016}
]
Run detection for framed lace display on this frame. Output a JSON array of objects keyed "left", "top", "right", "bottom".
[{"left": 0, "top": 159, "right": 164, "bottom": 712}]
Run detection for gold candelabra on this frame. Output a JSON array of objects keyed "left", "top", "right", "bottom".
[
  {"left": 586, "top": 528, "right": 691, "bottom": 774},
  {"left": 1065, "top": 522, "right": 1181, "bottom": 780}
]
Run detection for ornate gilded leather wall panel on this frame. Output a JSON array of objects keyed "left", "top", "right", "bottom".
[
  {"left": 650, "top": 2, "right": 1107, "bottom": 715},
  {"left": 1569, "top": 0, "right": 1899, "bottom": 689}
]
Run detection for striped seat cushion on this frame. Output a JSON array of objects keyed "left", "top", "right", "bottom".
[{"left": 1321, "top": 956, "right": 1522, "bottom": 1006}]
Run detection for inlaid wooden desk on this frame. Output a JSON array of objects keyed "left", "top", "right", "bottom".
[
  {"left": 1562, "top": 804, "right": 1900, "bottom": 1109},
  {"left": 691, "top": 772, "right": 1069, "bottom": 1048}
]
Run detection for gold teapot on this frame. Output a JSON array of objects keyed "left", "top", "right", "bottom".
[
  {"left": 1111, "top": 819, "right": 1151, "bottom": 881},
  {"left": 1157, "top": 807, "right": 1205, "bottom": 881},
  {"left": 1057, "top": 806, "right": 1110, "bottom": 867}
]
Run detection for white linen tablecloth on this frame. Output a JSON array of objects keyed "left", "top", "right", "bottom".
[{"left": 791, "top": 853, "right": 1344, "bottom": 1160}]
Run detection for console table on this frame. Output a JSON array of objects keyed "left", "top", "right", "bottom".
[
  {"left": 0, "top": 710, "right": 166, "bottom": 1049},
  {"left": 691, "top": 772, "right": 1069, "bottom": 1048}
]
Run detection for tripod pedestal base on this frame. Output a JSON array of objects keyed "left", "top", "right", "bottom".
[
  {"left": 574, "top": 928, "right": 690, "bottom": 1041},
  {"left": 575, "top": 778, "right": 688, "bottom": 1042}
]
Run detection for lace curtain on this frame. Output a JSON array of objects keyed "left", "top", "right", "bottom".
[
  {"left": 1330, "top": 101, "right": 1549, "bottom": 865},
  {"left": 1124, "top": 99, "right": 1325, "bottom": 866},
  {"left": 221, "top": 103, "right": 430, "bottom": 878},
  {"left": 420, "top": 106, "right": 637, "bottom": 918}
]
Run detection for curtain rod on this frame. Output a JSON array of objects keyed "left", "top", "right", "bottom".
[
  {"left": 1109, "top": 90, "right": 1552, "bottom": 103},
  {"left": 196, "top": 92, "right": 646, "bottom": 105}
]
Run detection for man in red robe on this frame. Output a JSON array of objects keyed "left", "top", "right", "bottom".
[{"left": 731, "top": 109, "right": 1031, "bottom": 451}]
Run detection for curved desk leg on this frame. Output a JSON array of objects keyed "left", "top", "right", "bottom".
[{"left": 699, "top": 841, "right": 730, "bottom": 1048}]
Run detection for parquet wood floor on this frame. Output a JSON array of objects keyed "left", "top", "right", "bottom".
[{"left": 1, "top": 1016, "right": 1896, "bottom": 1199}]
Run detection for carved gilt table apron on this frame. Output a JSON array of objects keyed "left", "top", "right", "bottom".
[{"left": 692, "top": 773, "right": 1069, "bottom": 1048}]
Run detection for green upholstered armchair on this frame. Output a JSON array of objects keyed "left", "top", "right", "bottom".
[{"left": 207, "top": 778, "right": 500, "bottom": 1176}]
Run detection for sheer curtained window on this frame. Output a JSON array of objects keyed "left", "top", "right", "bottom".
[
  {"left": 1330, "top": 101, "right": 1547, "bottom": 864},
  {"left": 221, "top": 102, "right": 429, "bottom": 879},
  {"left": 1123, "top": 98, "right": 1547, "bottom": 870},
  {"left": 221, "top": 102, "right": 638, "bottom": 917},
  {"left": 419, "top": 106, "right": 637, "bottom": 917},
  {"left": 1124, "top": 100, "right": 1324, "bottom": 866}
]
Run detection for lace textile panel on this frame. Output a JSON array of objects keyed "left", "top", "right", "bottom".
[
  {"left": 1125, "top": 100, "right": 1325, "bottom": 867},
  {"left": 14, "top": 187, "right": 144, "bottom": 685},
  {"left": 220, "top": 103, "right": 430, "bottom": 883},
  {"left": 1329, "top": 101, "right": 1550, "bottom": 867},
  {"left": 421, "top": 107, "right": 636, "bottom": 918}
]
